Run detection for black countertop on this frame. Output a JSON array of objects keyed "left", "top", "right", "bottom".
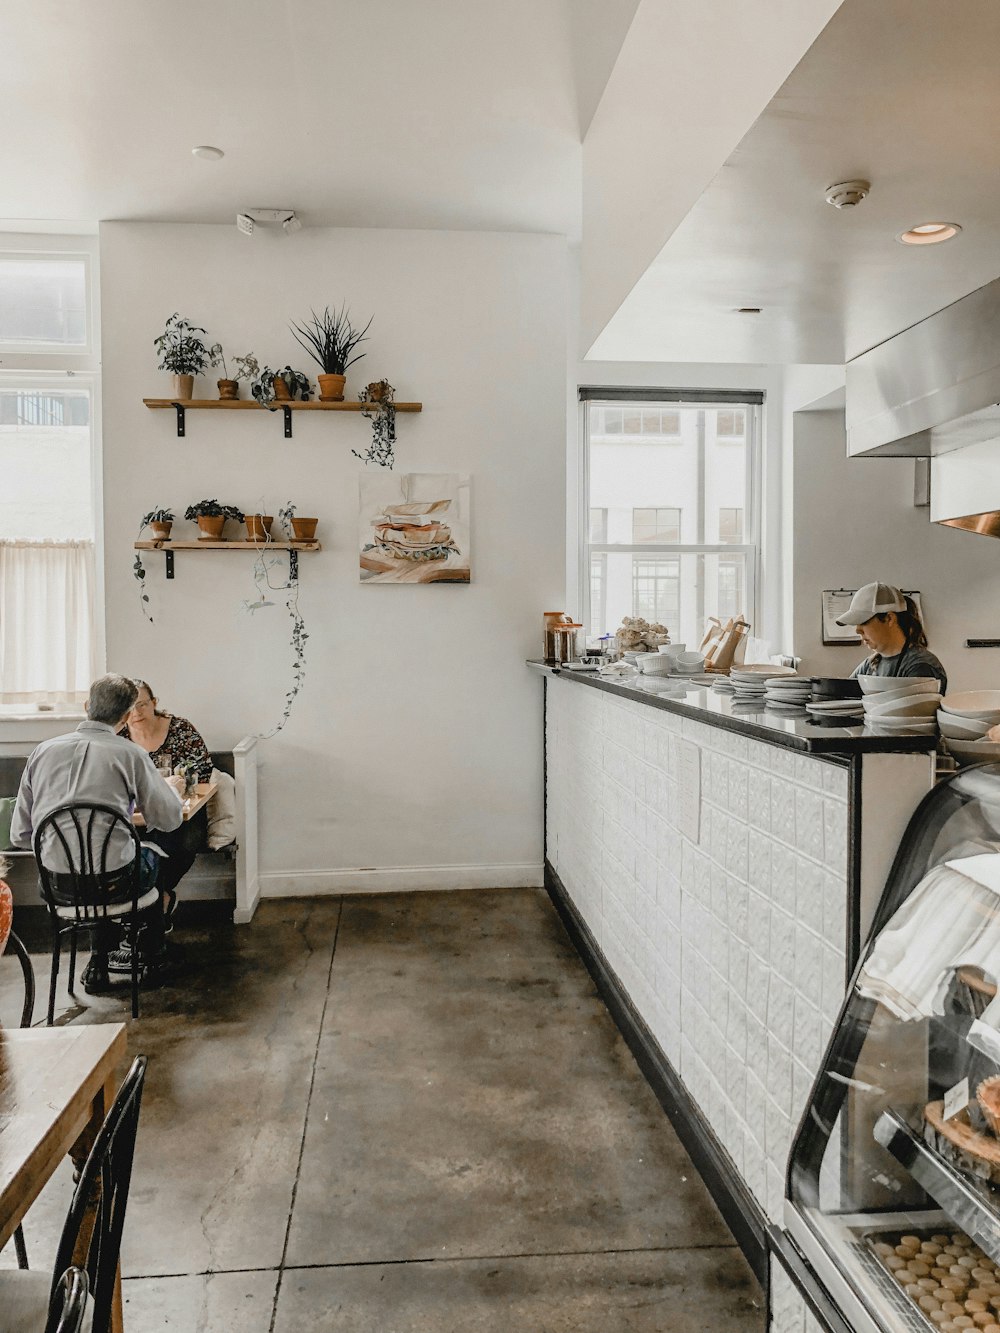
[{"left": 529, "top": 662, "right": 939, "bottom": 756}]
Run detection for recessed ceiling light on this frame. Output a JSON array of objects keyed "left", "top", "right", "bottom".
[
  {"left": 898, "top": 222, "right": 962, "bottom": 246},
  {"left": 192, "top": 145, "right": 225, "bottom": 161}
]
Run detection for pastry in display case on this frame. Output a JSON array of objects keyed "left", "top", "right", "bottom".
[{"left": 782, "top": 763, "right": 1000, "bottom": 1333}]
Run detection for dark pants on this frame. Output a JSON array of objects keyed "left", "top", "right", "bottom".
[{"left": 142, "top": 805, "right": 207, "bottom": 898}]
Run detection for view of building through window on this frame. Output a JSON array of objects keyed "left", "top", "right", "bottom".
[
  {"left": 585, "top": 398, "right": 757, "bottom": 645},
  {"left": 0, "top": 255, "right": 88, "bottom": 350}
]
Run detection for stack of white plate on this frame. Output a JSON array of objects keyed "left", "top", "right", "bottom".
[
  {"left": 857, "top": 675, "right": 942, "bottom": 733},
  {"left": 805, "top": 699, "right": 866, "bottom": 722},
  {"left": 728, "top": 664, "right": 797, "bottom": 705},
  {"left": 763, "top": 674, "right": 812, "bottom": 712},
  {"left": 937, "top": 691, "right": 1000, "bottom": 762}
]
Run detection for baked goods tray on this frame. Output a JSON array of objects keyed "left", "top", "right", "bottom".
[
  {"left": 875, "top": 1109, "right": 1000, "bottom": 1266},
  {"left": 854, "top": 1219, "right": 994, "bottom": 1333}
]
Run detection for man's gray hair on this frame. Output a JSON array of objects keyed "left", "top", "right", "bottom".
[{"left": 88, "top": 674, "right": 138, "bottom": 725}]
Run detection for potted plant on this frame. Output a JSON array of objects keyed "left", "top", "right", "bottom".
[
  {"left": 208, "top": 345, "right": 257, "bottom": 400},
  {"left": 289, "top": 304, "right": 371, "bottom": 401},
  {"left": 278, "top": 501, "right": 318, "bottom": 543},
  {"left": 355, "top": 380, "right": 396, "bottom": 469},
  {"left": 154, "top": 313, "right": 211, "bottom": 399},
  {"left": 141, "top": 506, "right": 175, "bottom": 540},
  {"left": 184, "top": 499, "right": 245, "bottom": 541},
  {"left": 250, "top": 365, "right": 312, "bottom": 405},
  {"left": 245, "top": 513, "right": 274, "bottom": 541}
]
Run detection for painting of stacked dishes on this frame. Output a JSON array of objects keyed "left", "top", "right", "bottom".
[{"left": 359, "top": 473, "right": 471, "bottom": 584}]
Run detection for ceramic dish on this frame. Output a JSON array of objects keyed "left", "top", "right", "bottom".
[
  {"left": 674, "top": 651, "right": 706, "bottom": 669},
  {"left": 866, "top": 719, "right": 937, "bottom": 734},
  {"left": 856, "top": 675, "right": 941, "bottom": 696},
  {"left": 657, "top": 643, "right": 687, "bottom": 656},
  {"left": 945, "top": 739, "right": 1000, "bottom": 766},
  {"left": 864, "top": 694, "right": 942, "bottom": 719},
  {"left": 937, "top": 710, "right": 991, "bottom": 739},
  {"left": 731, "top": 664, "right": 797, "bottom": 680},
  {"left": 859, "top": 685, "right": 940, "bottom": 707},
  {"left": 806, "top": 699, "right": 867, "bottom": 714},
  {"left": 935, "top": 691, "right": 1000, "bottom": 720}
]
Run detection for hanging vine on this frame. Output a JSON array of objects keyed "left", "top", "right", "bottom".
[
  {"left": 354, "top": 380, "right": 396, "bottom": 468},
  {"left": 253, "top": 502, "right": 310, "bottom": 737}
]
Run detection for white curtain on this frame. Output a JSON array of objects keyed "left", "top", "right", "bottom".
[{"left": 0, "top": 539, "right": 96, "bottom": 704}]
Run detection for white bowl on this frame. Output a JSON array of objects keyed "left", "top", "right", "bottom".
[
  {"left": 674, "top": 652, "right": 705, "bottom": 669},
  {"left": 856, "top": 675, "right": 941, "bottom": 696},
  {"left": 867, "top": 719, "right": 938, "bottom": 734},
  {"left": 635, "top": 652, "right": 673, "bottom": 675},
  {"left": 657, "top": 642, "right": 686, "bottom": 656},
  {"left": 731, "top": 664, "right": 796, "bottom": 679},
  {"left": 937, "top": 710, "right": 991, "bottom": 739},
  {"left": 861, "top": 684, "right": 941, "bottom": 707},
  {"left": 864, "top": 694, "right": 942, "bottom": 719},
  {"left": 947, "top": 739, "right": 1000, "bottom": 766},
  {"left": 936, "top": 691, "right": 1000, "bottom": 720}
]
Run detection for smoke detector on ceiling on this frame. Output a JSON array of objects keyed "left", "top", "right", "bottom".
[
  {"left": 235, "top": 208, "right": 302, "bottom": 236},
  {"left": 825, "top": 179, "right": 871, "bottom": 209}
]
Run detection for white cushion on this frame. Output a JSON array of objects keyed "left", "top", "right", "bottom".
[
  {"left": 0, "top": 1268, "right": 94, "bottom": 1330},
  {"left": 206, "top": 767, "right": 237, "bottom": 850},
  {"left": 54, "top": 885, "right": 159, "bottom": 920}
]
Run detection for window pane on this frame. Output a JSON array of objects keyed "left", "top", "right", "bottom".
[
  {"left": 0, "top": 257, "right": 88, "bottom": 348},
  {"left": 718, "top": 507, "right": 743, "bottom": 544},
  {"left": 632, "top": 506, "right": 680, "bottom": 544},
  {"left": 0, "top": 388, "right": 93, "bottom": 539},
  {"left": 589, "top": 507, "right": 608, "bottom": 543},
  {"left": 595, "top": 551, "right": 748, "bottom": 646},
  {"left": 716, "top": 408, "right": 746, "bottom": 438}
]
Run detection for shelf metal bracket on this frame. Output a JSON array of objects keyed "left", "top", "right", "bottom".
[
  {"left": 282, "top": 405, "right": 293, "bottom": 438},
  {"left": 165, "top": 549, "right": 175, "bottom": 580},
  {"left": 172, "top": 404, "right": 185, "bottom": 437},
  {"left": 289, "top": 549, "right": 299, "bottom": 581}
]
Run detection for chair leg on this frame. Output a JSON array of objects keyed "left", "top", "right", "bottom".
[
  {"left": 131, "top": 914, "right": 140, "bottom": 1020},
  {"left": 8, "top": 931, "right": 35, "bottom": 1029},
  {"left": 13, "top": 1224, "right": 27, "bottom": 1269},
  {"left": 47, "top": 932, "right": 61, "bottom": 1027},
  {"left": 68, "top": 930, "right": 78, "bottom": 995}
]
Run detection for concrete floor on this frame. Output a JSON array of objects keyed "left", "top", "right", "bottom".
[{"left": 1, "top": 890, "right": 765, "bottom": 1331}]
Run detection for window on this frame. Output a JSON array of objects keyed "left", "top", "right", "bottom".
[
  {"left": 718, "top": 507, "right": 743, "bottom": 544},
  {"left": 583, "top": 397, "right": 759, "bottom": 645},
  {"left": 0, "top": 241, "right": 99, "bottom": 704},
  {"left": 716, "top": 409, "right": 745, "bottom": 438},
  {"left": 632, "top": 507, "right": 681, "bottom": 544}
]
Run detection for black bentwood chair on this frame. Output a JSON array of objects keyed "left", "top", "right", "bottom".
[
  {"left": 0, "top": 1056, "right": 147, "bottom": 1333},
  {"left": 48, "top": 1267, "right": 89, "bottom": 1333},
  {"left": 33, "top": 803, "right": 159, "bottom": 1021}
]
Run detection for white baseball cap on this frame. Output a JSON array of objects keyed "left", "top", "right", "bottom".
[{"left": 835, "top": 582, "right": 907, "bottom": 626}]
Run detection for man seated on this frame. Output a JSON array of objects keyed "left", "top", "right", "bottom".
[{"left": 10, "top": 673, "right": 185, "bottom": 992}]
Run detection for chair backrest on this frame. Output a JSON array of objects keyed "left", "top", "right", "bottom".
[
  {"left": 33, "top": 803, "right": 143, "bottom": 923},
  {"left": 47, "top": 1267, "right": 89, "bottom": 1333},
  {"left": 49, "top": 1056, "right": 147, "bottom": 1333}
]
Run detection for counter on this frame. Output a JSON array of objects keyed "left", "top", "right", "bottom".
[{"left": 535, "top": 662, "right": 937, "bottom": 1333}]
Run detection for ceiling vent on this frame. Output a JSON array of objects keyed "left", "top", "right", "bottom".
[{"left": 825, "top": 179, "right": 871, "bottom": 209}]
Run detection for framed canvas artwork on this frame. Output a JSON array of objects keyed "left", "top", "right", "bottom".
[{"left": 360, "top": 472, "right": 471, "bottom": 584}]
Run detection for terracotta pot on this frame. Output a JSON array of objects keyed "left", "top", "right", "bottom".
[
  {"left": 196, "top": 515, "right": 227, "bottom": 541},
  {"left": 291, "top": 517, "right": 318, "bottom": 541},
  {"left": 173, "top": 374, "right": 195, "bottom": 400},
  {"left": 150, "top": 521, "right": 173, "bottom": 540},
  {"left": 217, "top": 379, "right": 238, "bottom": 400},
  {"left": 317, "top": 373, "right": 346, "bottom": 402},
  {"left": 244, "top": 514, "right": 274, "bottom": 541},
  {"left": 272, "top": 376, "right": 292, "bottom": 402}
]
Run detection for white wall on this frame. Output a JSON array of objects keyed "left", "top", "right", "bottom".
[
  {"left": 100, "top": 223, "right": 568, "bottom": 892},
  {"left": 792, "top": 410, "right": 1000, "bottom": 691}
]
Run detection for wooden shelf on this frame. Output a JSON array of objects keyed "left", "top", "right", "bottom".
[
  {"left": 134, "top": 540, "right": 320, "bottom": 551},
  {"left": 142, "top": 396, "right": 421, "bottom": 437},
  {"left": 142, "top": 398, "right": 421, "bottom": 411}
]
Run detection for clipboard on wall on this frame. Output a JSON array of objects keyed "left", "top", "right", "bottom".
[{"left": 822, "top": 589, "right": 923, "bottom": 646}]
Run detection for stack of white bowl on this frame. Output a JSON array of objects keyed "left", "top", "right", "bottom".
[
  {"left": 857, "top": 676, "right": 942, "bottom": 734},
  {"left": 937, "top": 691, "right": 1000, "bottom": 765}
]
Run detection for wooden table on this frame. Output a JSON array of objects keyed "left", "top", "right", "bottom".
[
  {"left": 133, "top": 779, "right": 217, "bottom": 828},
  {"left": 0, "top": 1024, "right": 128, "bottom": 1329}
]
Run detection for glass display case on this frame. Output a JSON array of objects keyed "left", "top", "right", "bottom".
[{"left": 785, "top": 763, "right": 1000, "bottom": 1333}]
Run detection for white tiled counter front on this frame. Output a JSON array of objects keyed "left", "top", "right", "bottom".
[{"left": 541, "top": 669, "right": 935, "bottom": 1332}]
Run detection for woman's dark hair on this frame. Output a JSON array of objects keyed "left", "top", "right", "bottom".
[{"left": 876, "top": 595, "right": 927, "bottom": 649}]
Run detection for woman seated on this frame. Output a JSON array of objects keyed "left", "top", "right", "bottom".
[{"left": 120, "top": 679, "right": 213, "bottom": 917}]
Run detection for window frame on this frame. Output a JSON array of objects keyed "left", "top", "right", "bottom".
[{"left": 580, "top": 394, "right": 761, "bottom": 641}]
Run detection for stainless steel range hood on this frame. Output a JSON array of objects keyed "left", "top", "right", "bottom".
[{"left": 846, "top": 275, "right": 1000, "bottom": 535}]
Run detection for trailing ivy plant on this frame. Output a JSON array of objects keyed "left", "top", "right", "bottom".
[
  {"left": 253, "top": 501, "right": 310, "bottom": 737},
  {"left": 354, "top": 380, "right": 396, "bottom": 468},
  {"left": 250, "top": 365, "right": 312, "bottom": 405},
  {"left": 133, "top": 506, "right": 175, "bottom": 623}
]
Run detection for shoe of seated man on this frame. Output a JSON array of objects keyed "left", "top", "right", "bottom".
[{"left": 81, "top": 957, "right": 113, "bottom": 994}]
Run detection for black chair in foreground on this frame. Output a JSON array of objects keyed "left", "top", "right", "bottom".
[
  {"left": 49, "top": 1267, "right": 89, "bottom": 1333},
  {"left": 4, "top": 920, "right": 35, "bottom": 1271},
  {"left": 0, "top": 1055, "right": 147, "bottom": 1333},
  {"left": 33, "top": 804, "right": 159, "bottom": 1021}
]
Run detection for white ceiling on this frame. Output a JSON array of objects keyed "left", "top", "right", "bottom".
[
  {"left": 588, "top": 0, "right": 1000, "bottom": 364},
  {"left": 0, "top": 0, "right": 634, "bottom": 237}
]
